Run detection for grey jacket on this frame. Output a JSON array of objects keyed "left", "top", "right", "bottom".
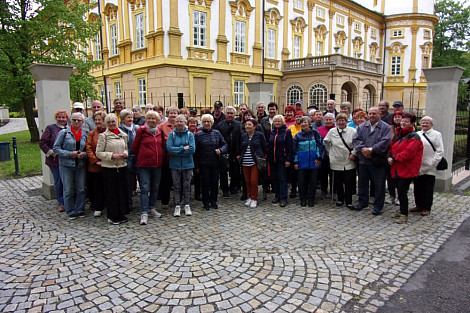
[{"left": 352, "top": 120, "right": 391, "bottom": 165}]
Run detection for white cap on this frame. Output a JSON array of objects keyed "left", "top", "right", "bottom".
[{"left": 72, "top": 102, "right": 84, "bottom": 109}]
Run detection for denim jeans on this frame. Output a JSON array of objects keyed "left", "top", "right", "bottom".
[
  {"left": 298, "top": 169, "right": 318, "bottom": 202},
  {"left": 59, "top": 165, "right": 85, "bottom": 216},
  {"left": 139, "top": 167, "right": 162, "bottom": 214},
  {"left": 200, "top": 165, "right": 220, "bottom": 205},
  {"left": 50, "top": 166, "right": 64, "bottom": 206},
  {"left": 171, "top": 169, "right": 193, "bottom": 205},
  {"left": 358, "top": 164, "right": 386, "bottom": 212},
  {"left": 270, "top": 162, "right": 288, "bottom": 202}
]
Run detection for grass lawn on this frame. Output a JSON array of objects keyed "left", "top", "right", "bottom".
[{"left": 0, "top": 130, "right": 42, "bottom": 179}]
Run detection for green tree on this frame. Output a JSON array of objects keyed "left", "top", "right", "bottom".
[
  {"left": 0, "top": 0, "right": 101, "bottom": 142},
  {"left": 433, "top": 0, "right": 470, "bottom": 72}
]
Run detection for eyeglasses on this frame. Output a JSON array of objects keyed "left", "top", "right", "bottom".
[{"left": 72, "top": 119, "right": 83, "bottom": 122}]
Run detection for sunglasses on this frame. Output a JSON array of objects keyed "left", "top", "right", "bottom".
[{"left": 72, "top": 119, "right": 83, "bottom": 122}]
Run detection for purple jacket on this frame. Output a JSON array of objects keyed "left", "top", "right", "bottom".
[
  {"left": 39, "top": 124, "right": 64, "bottom": 168},
  {"left": 352, "top": 120, "right": 391, "bottom": 165}
]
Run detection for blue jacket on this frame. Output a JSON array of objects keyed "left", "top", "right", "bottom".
[
  {"left": 194, "top": 128, "right": 228, "bottom": 167},
  {"left": 53, "top": 127, "right": 87, "bottom": 168},
  {"left": 267, "top": 125, "right": 293, "bottom": 164},
  {"left": 352, "top": 120, "right": 391, "bottom": 165},
  {"left": 167, "top": 127, "right": 196, "bottom": 170},
  {"left": 240, "top": 131, "right": 267, "bottom": 164},
  {"left": 293, "top": 129, "right": 324, "bottom": 169}
]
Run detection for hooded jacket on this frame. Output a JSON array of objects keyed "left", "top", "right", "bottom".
[
  {"left": 132, "top": 125, "right": 165, "bottom": 168},
  {"left": 166, "top": 127, "right": 196, "bottom": 170},
  {"left": 293, "top": 129, "right": 324, "bottom": 170}
]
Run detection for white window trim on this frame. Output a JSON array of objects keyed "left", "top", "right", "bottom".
[
  {"left": 267, "top": 28, "right": 276, "bottom": 59},
  {"left": 193, "top": 10, "right": 207, "bottom": 47},
  {"left": 138, "top": 78, "right": 146, "bottom": 105},
  {"left": 235, "top": 20, "right": 246, "bottom": 54},
  {"left": 135, "top": 13, "right": 145, "bottom": 49}
]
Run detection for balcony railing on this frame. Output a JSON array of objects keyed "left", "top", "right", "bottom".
[{"left": 283, "top": 54, "right": 383, "bottom": 75}]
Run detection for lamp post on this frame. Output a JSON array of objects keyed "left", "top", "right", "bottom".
[
  {"left": 329, "top": 60, "right": 336, "bottom": 100},
  {"left": 411, "top": 77, "right": 417, "bottom": 112}
]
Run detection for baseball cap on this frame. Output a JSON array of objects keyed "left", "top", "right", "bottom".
[{"left": 213, "top": 100, "right": 223, "bottom": 108}]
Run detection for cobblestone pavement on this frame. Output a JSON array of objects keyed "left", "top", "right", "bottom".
[{"left": 1, "top": 176, "right": 470, "bottom": 313}]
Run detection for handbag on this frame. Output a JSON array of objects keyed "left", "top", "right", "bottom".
[
  {"left": 422, "top": 133, "right": 448, "bottom": 170},
  {"left": 219, "top": 153, "right": 230, "bottom": 170},
  {"left": 249, "top": 137, "right": 267, "bottom": 172}
]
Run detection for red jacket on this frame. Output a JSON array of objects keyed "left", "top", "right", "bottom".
[
  {"left": 390, "top": 127, "right": 423, "bottom": 178},
  {"left": 132, "top": 125, "right": 164, "bottom": 168}
]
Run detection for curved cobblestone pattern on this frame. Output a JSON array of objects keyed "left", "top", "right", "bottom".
[{"left": 0, "top": 176, "right": 469, "bottom": 312}]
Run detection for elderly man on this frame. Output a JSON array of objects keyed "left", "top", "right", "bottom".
[
  {"left": 145, "top": 103, "right": 155, "bottom": 113},
  {"left": 294, "top": 100, "right": 303, "bottom": 113},
  {"left": 112, "top": 98, "right": 125, "bottom": 125},
  {"left": 256, "top": 102, "right": 267, "bottom": 120},
  {"left": 83, "top": 100, "right": 103, "bottom": 132},
  {"left": 215, "top": 106, "right": 242, "bottom": 197},
  {"left": 72, "top": 102, "right": 84, "bottom": 114},
  {"left": 352, "top": 107, "right": 391, "bottom": 215},
  {"left": 379, "top": 100, "right": 393, "bottom": 125},
  {"left": 323, "top": 99, "right": 338, "bottom": 117},
  {"left": 132, "top": 105, "right": 146, "bottom": 126},
  {"left": 312, "top": 110, "right": 325, "bottom": 130}
]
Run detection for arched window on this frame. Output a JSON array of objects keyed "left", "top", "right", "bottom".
[
  {"left": 308, "top": 83, "right": 328, "bottom": 109},
  {"left": 287, "top": 85, "right": 303, "bottom": 106}
]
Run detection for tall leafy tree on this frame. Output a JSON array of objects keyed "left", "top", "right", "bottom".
[
  {"left": 433, "top": 0, "right": 470, "bottom": 71},
  {"left": 0, "top": 0, "right": 101, "bottom": 142}
]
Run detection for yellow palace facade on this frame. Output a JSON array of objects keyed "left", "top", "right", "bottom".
[{"left": 88, "top": 0, "right": 438, "bottom": 112}]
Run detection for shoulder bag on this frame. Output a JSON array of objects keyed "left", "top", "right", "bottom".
[{"left": 422, "top": 133, "right": 448, "bottom": 170}]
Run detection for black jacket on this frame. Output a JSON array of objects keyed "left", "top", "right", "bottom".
[
  {"left": 239, "top": 131, "right": 267, "bottom": 164},
  {"left": 194, "top": 128, "right": 228, "bottom": 167},
  {"left": 215, "top": 119, "right": 241, "bottom": 158}
]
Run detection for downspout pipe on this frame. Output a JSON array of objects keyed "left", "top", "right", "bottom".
[{"left": 381, "top": 17, "right": 387, "bottom": 100}]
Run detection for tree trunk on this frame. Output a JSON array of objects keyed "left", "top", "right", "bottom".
[{"left": 24, "top": 95, "right": 39, "bottom": 142}]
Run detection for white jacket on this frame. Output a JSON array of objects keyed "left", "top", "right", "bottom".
[
  {"left": 324, "top": 126, "right": 357, "bottom": 171},
  {"left": 418, "top": 129, "right": 444, "bottom": 176}
]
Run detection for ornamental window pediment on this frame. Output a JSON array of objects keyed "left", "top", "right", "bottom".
[
  {"left": 127, "top": 0, "right": 146, "bottom": 11},
  {"left": 387, "top": 42, "right": 407, "bottom": 54},
  {"left": 290, "top": 17, "right": 307, "bottom": 33},
  {"left": 229, "top": 0, "right": 254, "bottom": 18},
  {"left": 265, "top": 8, "right": 282, "bottom": 26},
  {"left": 420, "top": 42, "right": 433, "bottom": 54},
  {"left": 314, "top": 25, "right": 328, "bottom": 40},
  {"left": 103, "top": 3, "right": 118, "bottom": 21}
]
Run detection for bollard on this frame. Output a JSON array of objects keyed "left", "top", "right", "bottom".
[{"left": 12, "top": 136, "right": 19, "bottom": 175}]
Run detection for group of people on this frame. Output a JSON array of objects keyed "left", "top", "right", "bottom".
[{"left": 39, "top": 97, "right": 444, "bottom": 225}]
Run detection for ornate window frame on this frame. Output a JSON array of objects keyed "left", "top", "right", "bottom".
[
  {"left": 264, "top": 8, "right": 282, "bottom": 68},
  {"left": 308, "top": 83, "right": 328, "bottom": 108},
  {"left": 290, "top": 17, "right": 307, "bottom": 59},
  {"left": 104, "top": 4, "right": 119, "bottom": 58},
  {"left": 287, "top": 85, "right": 303, "bottom": 106},
  {"left": 187, "top": 0, "right": 214, "bottom": 61},
  {"left": 334, "top": 31, "right": 347, "bottom": 54},
  {"left": 391, "top": 29, "right": 404, "bottom": 39},
  {"left": 387, "top": 42, "right": 407, "bottom": 82},
  {"left": 314, "top": 25, "right": 327, "bottom": 56},
  {"left": 229, "top": 0, "right": 254, "bottom": 65},
  {"left": 352, "top": 36, "right": 363, "bottom": 59},
  {"left": 293, "top": 0, "right": 304, "bottom": 14}
]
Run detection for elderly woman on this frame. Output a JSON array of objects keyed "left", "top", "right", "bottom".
[
  {"left": 52, "top": 112, "right": 87, "bottom": 219},
  {"left": 412, "top": 116, "right": 444, "bottom": 216},
  {"left": 132, "top": 111, "right": 165, "bottom": 225},
  {"left": 267, "top": 115, "right": 292, "bottom": 207},
  {"left": 323, "top": 113, "right": 357, "bottom": 208},
  {"left": 132, "top": 105, "right": 146, "bottom": 126},
  {"left": 119, "top": 109, "right": 138, "bottom": 210},
  {"left": 387, "top": 113, "right": 423, "bottom": 224},
  {"left": 96, "top": 114, "right": 129, "bottom": 225},
  {"left": 194, "top": 114, "right": 228, "bottom": 210},
  {"left": 284, "top": 105, "right": 296, "bottom": 128},
  {"left": 317, "top": 113, "right": 336, "bottom": 198},
  {"left": 39, "top": 110, "right": 69, "bottom": 212},
  {"left": 293, "top": 116, "right": 324, "bottom": 207},
  {"left": 85, "top": 111, "right": 107, "bottom": 217},
  {"left": 348, "top": 109, "right": 367, "bottom": 129},
  {"left": 167, "top": 115, "right": 196, "bottom": 217},
  {"left": 239, "top": 118, "right": 267, "bottom": 208}
]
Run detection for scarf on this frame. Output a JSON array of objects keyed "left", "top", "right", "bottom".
[
  {"left": 70, "top": 127, "right": 82, "bottom": 142},
  {"left": 110, "top": 127, "right": 120, "bottom": 136},
  {"left": 146, "top": 124, "right": 158, "bottom": 135}
]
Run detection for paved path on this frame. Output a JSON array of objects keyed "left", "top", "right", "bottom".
[
  {"left": 0, "top": 118, "right": 34, "bottom": 135},
  {"left": 1, "top": 176, "right": 470, "bottom": 312}
]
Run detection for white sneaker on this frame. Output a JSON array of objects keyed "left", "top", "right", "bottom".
[
  {"left": 245, "top": 198, "right": 252, "bottom": 206},
  {"left": 150, "top": 208, "right": 162, "bottom": 218},
  {"left": 140, "top": 214, "right": 148, "bottom": 225},
  {"left": 250, "top": 200, "right": 257, "bottom": 208},
  {"left": 184, "top": 204, "right": 192, "bottom": 216},
  {"left": 394, "top": 198, "right": 400, "bottom": 206},
  {"left": 385, "top": 196, "right": 395, "bottom": 204},
  {"left": 93, "top": 210, "right": 102, "bottom": 217},
  {"left": 174, "top": 205, "right": 181, "bottom": 217}
]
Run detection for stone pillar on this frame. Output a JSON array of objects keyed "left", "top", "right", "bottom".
[
  {"left": 246, "top": 82, "right": 274, "bottom": 111},
  {"left": 29, "top": 64, "right": 73, "bottom": 199},
  {"left": 423, "top": 66, "right": 465, "bottom": 192}
]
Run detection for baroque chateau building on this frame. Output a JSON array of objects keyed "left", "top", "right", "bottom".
[{"left": 88, "top": 0, "right": 438, "bottom": 112}]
